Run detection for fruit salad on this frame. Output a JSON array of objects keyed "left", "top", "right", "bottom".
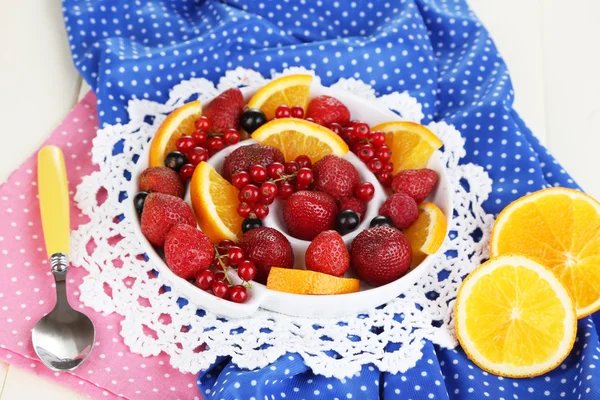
[{"left": 135, "top": 74, "right": 447, "bottom": 303}]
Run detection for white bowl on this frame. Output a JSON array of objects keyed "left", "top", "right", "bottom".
[{"left": 127, "top": 82, "right": 453, "bottom": 318}]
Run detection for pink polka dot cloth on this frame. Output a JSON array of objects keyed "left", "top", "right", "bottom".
[{"left": 0, "top": 92, "right": 200, "bottom": 400}]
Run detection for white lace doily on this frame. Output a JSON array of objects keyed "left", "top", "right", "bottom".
[{"left": 72, "top": 67, "right": 494, "bottom": 379}]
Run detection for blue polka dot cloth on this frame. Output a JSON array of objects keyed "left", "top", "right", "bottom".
[{"left": 63, "top": 0, "right": 600, "bottom": 398}]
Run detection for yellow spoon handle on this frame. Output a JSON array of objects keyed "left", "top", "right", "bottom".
[{"left": 38, "top": 146, "right": 70, "bottom": 258}]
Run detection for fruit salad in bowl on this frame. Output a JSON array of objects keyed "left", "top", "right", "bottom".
[{"left": 129, "top": 74, "right": 452, "bottom": 318}]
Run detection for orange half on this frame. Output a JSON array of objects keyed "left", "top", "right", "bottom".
[{"left": 403, "top": 202, "right": 448, "bottom": 267}]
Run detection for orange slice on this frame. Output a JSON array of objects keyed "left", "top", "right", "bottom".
[
  {"left": 455, "top": 255, "right": 576, "bottom": 378},
  {"left": 248, "top": 74, "right": 312, "bottom": 120},
  {"left": 190, "top": 162, "right": 243, "bottom": 243},
  {"left": 490, "top": 187, "right": 600, "bottom": 318},
  {"left": 149, "top": 100, "right": 202, "bottom": 167},
  {"left": 266, "top": 267, "right": 360, "bottom": 295},
  {"left": 251, "top": 118, "right": 348, "bottom": 163},
  {"left": 403, "top": 202, "right": 448, "bottom": 267},
  {"left": 372, "top": 121, "right": 442, "bottom": 174}
]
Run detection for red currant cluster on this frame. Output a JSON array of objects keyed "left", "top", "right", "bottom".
[
  {"left": 328, "top": 121, "right": 394, "bottom": 187},
  {"left": 275, "top": 105, "right": 305, "bottom": 119},
  {"left": 195, "top": 240, "right": 257, "bottom": 303},
  {"left": 176, "top": 116, "right": 242, "bottom": 181},
  {"left": 232, "top": 155, "right": 314, "bottom": 219}
]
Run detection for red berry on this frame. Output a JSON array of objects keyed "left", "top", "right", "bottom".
[
  {"left": 227, "top": 246, "right": 245, "bottom": 265},
  {"left": 237, "top": 260, "right": 257, "bottom": 281},
  {"left": 195, "top": 270, "right": 215, "bottom": 290},
  {"left": 268, "top": 162, "right": 285, "bottom": 179},
  {"left": 278, "top": 182, "right": 294, "bottom": 199},
  {"left": 237, "top": 201, "right": 252, "bottom": 218},
  {"left": 232, "top": 171, "right": 251, "bottom": 190},
  {"left": 275, "top": 105, "right": 291, "bottom": 118},
  {"left": 328, "top": 123, "right": 342, "bottom": 135},
  {"left": 305, "top": 117, "right": 315, "bottom": 123},
  {"left": 250, "top": 164, "right": 268, "bottom": 183},
  {"left": 219, "top": 240, "right": 235, "bottom": 249},
  {"left": 214, "top": 271, "right": 227, "bottom": 281},
  {"left": 229, "top": 285, "right": 248, "bottom": 303},
  {"left": 355, "top": 182, "right": 375, "bottom": 202},
  {"left": 377, "top": 171, "right": 393, "bottom": 187},
  {"left": 295, "top": 155, "right": 312, "bottom": 168},
  {"left": 211, "top": 280, "right": 230, "bottom": 299},
  {"left": 296, "top": 168, "right": 314, "bottom": 185},
  {"left": 285, "top": 161, "right": 300, "bottom": 174},
  {"left": 207, "top": 137, "right": 225, "bottom": 153},
  {"left": 259, "top": 181, "right": 278, "bottom": 202},
  {"left": 239, "top": 184, "right": 260, "bottom": 203},
  {"left": 384, "top": 162, "right": 393, "bottom": 173},
  {"left": 343, "top": 127, "right": 356, "bottom": 143},
  {"left": 253, "top": 203, "right": 269, "bottom": 219},
  {"left": 187, "top": 147, "right": 209, "bottom": 165},
  {"left": 179, "top": 163, "right": 195, "bottom": 181},
  {"left": 367, "top": 158, "right": 383, "bottom": 173},
  {"left": 357, "top": 144, "right": 375, "bottom": 162},
  {"left": 371, "top": 131, "right": 386, "bottom": 147},
  {"left": 192, "top": 130, "right": 208, "bottom": 145},
  {"left": 353, "top": 122, "right": 370, "bottom": 139},
  {"left": 195, "top": 116, "right": 211, "bottom": 132},
  {"left": 296, "top": 182, "right": 310, "bottom": 191},
  {"left": 376, "top": 146, "right": 392, "bottom": 162},
  {"left": 176, "top": 135, "right": 196, "bottom": 152},
  {"left": 290, "top": 106, "right": 304, "bottom": 119},
  {"left": 223, "top": 129, "right": 240, "bottom": 145}
]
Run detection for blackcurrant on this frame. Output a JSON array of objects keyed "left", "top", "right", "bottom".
[
  {"left": 134, "top": 192, "right": 149, "bottom": 214},
  {"left": 240, "top": 108, "right": 268, "bottom": 134},
  {"left": 370, "top": 215, "right": 393, "bottom": 228},
  {"left": 241, "top": 217, "right": 263, "bottom": 233},
  {"left": 335, "top": 210, "right": 360, "bottom": 235},
  {"left": 165, "top": 151, "right": 188, "bottom": 172}
]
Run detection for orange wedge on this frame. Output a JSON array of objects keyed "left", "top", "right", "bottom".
[
  {"left": 251, "top": 118, "right": 348, "bottom": 163},
  {"left": 490, "top": 187, "right": 600, "bottom": 318},
  {"left": 455, "top": 255, "right": 577, "bottom": 378},
  {"left": 190, "top": 162, "right": 243, "bottom": 243},
  {"left": 248, "top": 74, "right": 312, "bottom": 120},
  {"left": 266, "top": 267, "right": 360, "bottom": 295},
  {"left": 403, "top": 202, "right": 448, "bottom": 267},
  {"left": 149, "top": 100, "right": 202, "bottom": 167},
  {"left": 372, "top": 121, "right": 442, "bottom": 174}
]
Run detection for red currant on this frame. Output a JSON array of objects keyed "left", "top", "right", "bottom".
[
  {"left": 214, "top": 271, "right": 227, "bottom": 281},
  {"left": 267, "top": 162, "right": 285, "bottom": 179},
  {"left": 328, "top": 123, "right": 342, "bottom": 135},
  {"left": 176, "top": 135, "right": 196, "bottom": 152},
  {"left": 187, "top": 147, "right": 209, "bottom": 165},
  {"left": 384, "top": 162, "right": 393, "bottom": 173},
  {"left": 377, "top": 171, "right": 393, "bottom": 187},
  {"left": 376, "top": 145, "right": 392, "bottom": 162},
  {"left": 211, "top": 281, "right": 230, "bottom": 299},
  {"left": 290, "top": 106, "right": 304, "bottom": 119},
  {"left": 295, "top": 155, "right": 312, "bottom": 168},
  {"left": 207, "top": 137, "right": 225, "bottom": 153},
  {"left": 227, "top": 246, "right": 245, "bottom": 265},
  {"left": 259, "top": 181, "right": 278, "bottom": 202},
  {"left": 353, "top": 122, "right": 370, "bottom": 139},
  {"left": 237, "top": 260, "right": 257, "bottom": 281},
  {"left": 250, "top": 164, "right": 268, "bottom": 183},
  {"left": 343, "top": 127, "right": 357, "bottom": 143},
  {"left": 278, "top": 182, "right": 294, "bottom": 199},
  {"left": 253, "top": 203, "right": 269, "bottom": 219},
  {"left": 295, "top": 182, "right": 310, "bottom": 191},
  {"left": 355, "top": 182, "right": 375, "bottom": 201},
  {"left": 305, "top": 117, "right": 315, "bottom": 123},
  {"left": 239, "top": 184, "right": 260, "bottom": 203},
  {"left": 223, "top": 129, "right": 241, "bottom": 145},
  {"left": 371, "top": 131, "right": 386, "bottom": 148},
  {"left": 367, "top": 158, "right": 383, "bottom": 174},
  {"left": 237, "top": 201, "right": 252, "bottom": 218},
  {"left": 232, "top": 171, "right": 251, "bottom": 190},
  {"left": 285, "top": 161, "right": 300, "bottom": 175},
  {"left": 192, "top": 130, "right": 208, "bottom": 145},
  {"left": 179, "top": 163, "right": 195, "bottom": 181},
  {"left": 195, "top": 116, "right": 211, "bottom": 132},
  {"left": 229, "top": 285, "right": 248, "bottom": 303},
  {"left": 296, "top": 168, "right": 313, "bottom": 185},
  {"left": 357, "top": 144, "right": 375, "bottom": 162},
  {"left": 195, "top": 270, "right": 215, "bottom": 290},
  {"left": 219, "top": 240, "right": 235, "bottom": 250},
  {"left": 275, "top": 105, "right": 291, "bottom": 118}
]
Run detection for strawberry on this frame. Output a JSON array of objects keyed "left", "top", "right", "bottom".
[
  {"left": 222, "top": 143, "right": 285, "bottom": 181},
  {"left": 339, "top": 196, "right": 366, "bottom": 218},
  {"left": 305, "top": 230, "right": 350, "bottom": 277},
  {"left": 203, "top": 88, "right": 245, "bottom": 132},
  {"left": 139, "top": 167, "right": 184, "bottom": 198},
  {"left": 283, "top": 191, "right": 338, "bottom": 240},
  {"left": 313, "top": 155, "right": 360, "bottom": 201},
  {"left": 379, "top": 193, "right": 419, "bottom": 230},
  {"left": 306, "top": 95, "right": 351, "bottom": 127},
  {"left": 391, "top": 169, "right": 438, "bottom": 203},
  {"left": 164, "top": 224, "right": 214, "bottom": 280},
  {"left": 140, "top": 193, "right": 196, "bottom": 247},
  {"left": 239, "top": 227, "right": 294, "bottom": 283},
  {"left": 350, "top": 226, "right": 412, "bottom": 286}
]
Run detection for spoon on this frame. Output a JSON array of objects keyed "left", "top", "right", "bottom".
[{"left": 31, "top": 145, "right": 95, "bottom": 371}]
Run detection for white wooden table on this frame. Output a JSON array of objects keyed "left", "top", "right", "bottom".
[{"left": 1, "top": 0, "right": 599, "bottom": 398}]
